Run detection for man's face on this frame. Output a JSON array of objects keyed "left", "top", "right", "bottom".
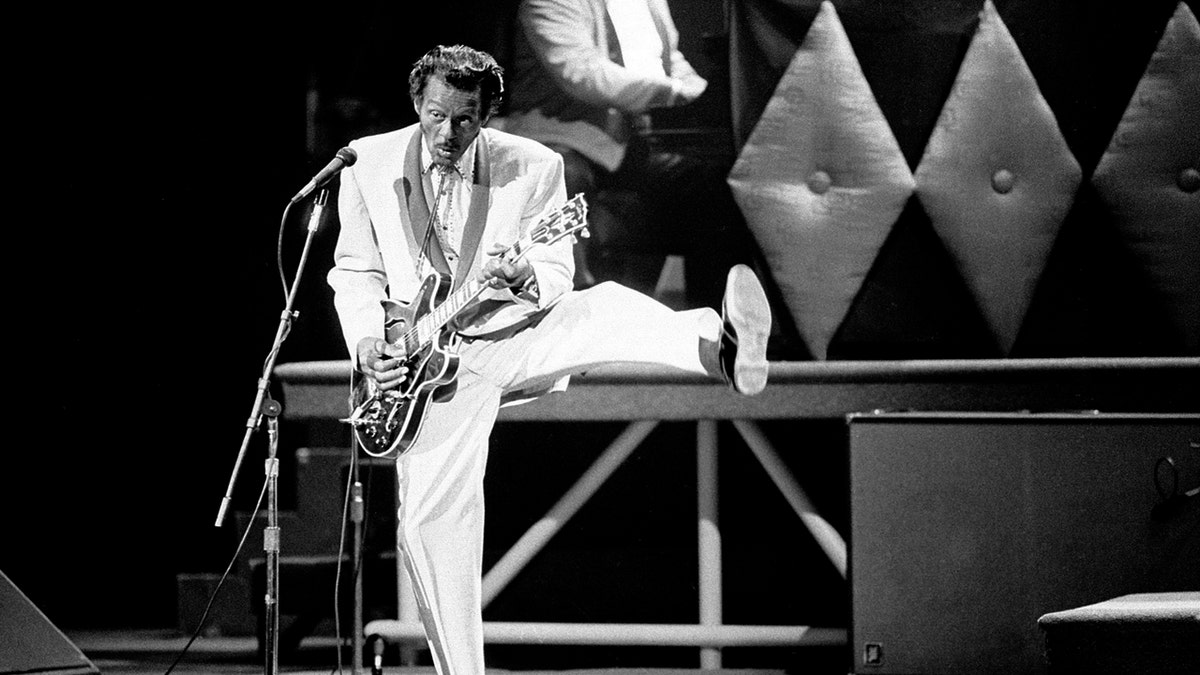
[{"left": 414, "top": 74, "right": 487, "bottom": 167}]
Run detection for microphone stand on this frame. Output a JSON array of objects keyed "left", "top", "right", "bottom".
[
  {"left": 352, "top": 468, "right": 365, "bottom": 674},
  {"left": 263, "top": 400, "right": 282, "bottom": 675},
  {"left": 213, "top": 188, "right": 330, "bottom": 675}
]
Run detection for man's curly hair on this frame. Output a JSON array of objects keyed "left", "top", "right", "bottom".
[{"left": 409, "top": 45, "right": 505, "bottom": 118}]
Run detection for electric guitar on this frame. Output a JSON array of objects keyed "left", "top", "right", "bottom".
[{"left": 345, "top": 194, "right": 589, "bottom": 458}]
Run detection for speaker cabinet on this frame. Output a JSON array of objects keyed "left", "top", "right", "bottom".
[
  {"left": 0, "top": 570, "right": 98, "bottom": 675},
  {"left": 848, "top": 412, "right": 1200, "bottom": 674}
]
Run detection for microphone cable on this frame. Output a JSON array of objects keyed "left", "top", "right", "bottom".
[
  {"left": 164, "top": 471, "right": 270, "bottom": 675},
  {"left": 328, "top": 434, "right": 380, "bottom": 675}
]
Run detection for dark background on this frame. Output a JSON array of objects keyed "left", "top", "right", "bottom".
[
  {"left": 3, "top": 2, "right": 1196, "bottom": 665},
  {"left": 4, "top": 0, "right": 762, "bottom": 634}
]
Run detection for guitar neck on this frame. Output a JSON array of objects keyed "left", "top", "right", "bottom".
[
  {"left": 405, "top": 193, "right": 586, "bottom": 349},
  {"left": 413, "top": 277, "right": 485, "bottom": 344},
  {"left": 411, "top": 243, "right": 530, "bottom": 345}
]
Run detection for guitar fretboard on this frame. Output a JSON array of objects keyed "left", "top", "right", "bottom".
[
  {"left": 401, "top": 194, "right": 585, "bottom": 352},
  {"left": 411, "top": 277, "right": 488, "bottom": 347}
]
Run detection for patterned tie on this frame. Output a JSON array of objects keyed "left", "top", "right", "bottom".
[{"left": 434, "top": 166, "right": 461, "bottom": 266}]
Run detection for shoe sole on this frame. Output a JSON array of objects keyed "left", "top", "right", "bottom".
[{"left": 724, "top": 264, "right": 771, "bottom": 395}]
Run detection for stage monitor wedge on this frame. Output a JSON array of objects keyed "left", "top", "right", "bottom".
[{"left": 0, "top": 569, "right": 99, "bottom": 675}]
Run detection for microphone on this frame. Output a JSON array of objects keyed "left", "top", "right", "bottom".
[{"left": 290, "top": 147, "right": 357, "bottom": 203}]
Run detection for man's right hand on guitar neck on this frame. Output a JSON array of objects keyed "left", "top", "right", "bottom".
[{"left": 357, "top": 337, "right": 408, "bottom": 391}]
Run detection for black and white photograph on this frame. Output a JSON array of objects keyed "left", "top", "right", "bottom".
[{"left": 3, "top": 1, "right": 1197, "bottom": 674}]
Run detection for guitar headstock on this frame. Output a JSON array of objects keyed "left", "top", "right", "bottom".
[{"left": 529, "top": 193, "right": 590, "bottom": 247}]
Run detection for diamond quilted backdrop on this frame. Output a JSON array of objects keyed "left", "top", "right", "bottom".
[
  {"left": 1092, "top": 2, "right": 1200, "bottom": 351},
  {"left": 728, "top": 2, "right": 915, "bottom": 360},
  {"left": 913, "top": 0, "right": 1081, "bottom": 355},
  {"left": 730, "top": 0, "right": 1199, "bottom": 359}
]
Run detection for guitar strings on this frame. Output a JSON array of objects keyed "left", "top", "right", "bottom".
[{"left": 395, "top": 200, "right": 574, "bottom": 348}]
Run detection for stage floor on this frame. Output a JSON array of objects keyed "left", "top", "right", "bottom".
[{"left": 66, "top": 629, "right": 821, "bottom": 675}]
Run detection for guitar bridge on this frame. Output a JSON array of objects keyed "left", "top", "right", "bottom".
[{"left": 342, "top": 390, "right": 407, "bottom": 427}]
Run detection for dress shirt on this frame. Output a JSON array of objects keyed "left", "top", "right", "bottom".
[
  {"left": 605, "top": 0, "right": 666, "bottom": 78},
  {"left": 419, "top": 137, "right": 478, "bottom": 274}
]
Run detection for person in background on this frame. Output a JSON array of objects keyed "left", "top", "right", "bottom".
[{"left": 503, "top": 0, "right": 754, "bottom": 308}]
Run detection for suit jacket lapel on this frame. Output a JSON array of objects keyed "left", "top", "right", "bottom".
[
  {"left": 400, "top": 129, "right": 451, "bottom": 276},
  {"left": 453, "top": 132, "right": 492, "bottom": 289}
]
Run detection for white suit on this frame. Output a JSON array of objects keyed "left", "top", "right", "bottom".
[{"left": 328, "top": 123, "right": 721, "bottom": 674}]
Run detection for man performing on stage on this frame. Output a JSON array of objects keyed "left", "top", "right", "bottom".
[{"left": 327, "top": 44, "right": 770, "bottom": 674}]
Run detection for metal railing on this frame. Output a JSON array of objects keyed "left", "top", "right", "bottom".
[{"left": 274, "top": 356, "right": 1199, "bottom": 668}]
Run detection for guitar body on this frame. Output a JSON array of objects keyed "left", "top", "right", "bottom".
[
  {"left": 344, "top": 194, "right": 590, "bottom": 459},
  {"left": 351, "top": 272, "right": 462, "bottom": 458}
]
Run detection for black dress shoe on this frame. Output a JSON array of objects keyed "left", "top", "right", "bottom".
[{"left": 719, "top": 264, "right": 771, "bottom": 395}]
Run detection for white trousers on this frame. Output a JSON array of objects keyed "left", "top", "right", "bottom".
[{"left": 394, "top": 282, "right": 721, "bottom": 674}]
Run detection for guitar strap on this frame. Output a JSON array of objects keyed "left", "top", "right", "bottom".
[{"left": 402, "top": 130, "right": 452, "bottom": 278}]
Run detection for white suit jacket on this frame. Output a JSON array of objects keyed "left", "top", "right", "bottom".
[{"left": 327, "top": 124, "right": 575, "bottom": 362}]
